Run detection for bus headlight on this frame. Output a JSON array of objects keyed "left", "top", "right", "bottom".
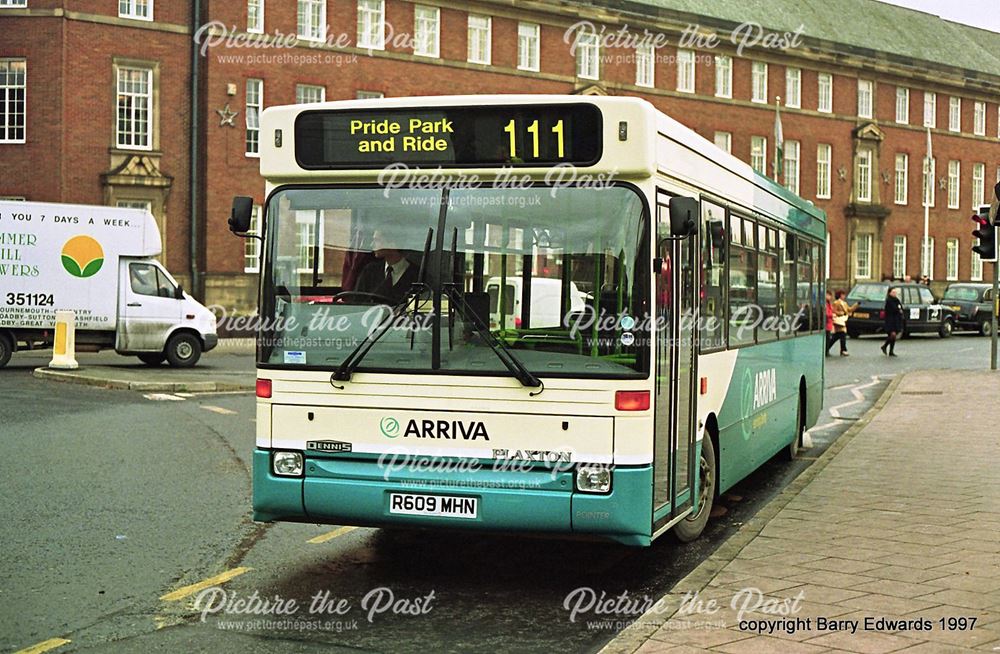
[
  {"left": 273, "top": 451, "right": 304, "bottom": 477},
  {"left": 576, "top": 465, "right": 612, "bottom": 493}
]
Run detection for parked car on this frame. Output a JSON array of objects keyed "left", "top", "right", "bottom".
[
  {"left": 845, "top": 281, "right": 957, "bottom": 338},
  {"left": 940, "top": 283, "right": 996, "bottom": 336}
]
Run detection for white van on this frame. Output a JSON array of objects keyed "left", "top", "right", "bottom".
[
  {"left": 485, "top": 277, "right": 587, "bottom": 329},
  {"left": 0, "top": 201, "right": 217, "bottom": 367}
]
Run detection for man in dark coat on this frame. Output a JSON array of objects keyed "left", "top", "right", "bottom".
[
  {"left": 881, "top": 287, "right": 904, "bottom": 356},
  {"left": 354, "top": 229, "right": 419, "bottom": 304}
]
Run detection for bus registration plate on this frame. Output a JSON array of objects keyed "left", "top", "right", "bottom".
[{"left": 389, "top": 493, "right": 478, "bottom": 519}]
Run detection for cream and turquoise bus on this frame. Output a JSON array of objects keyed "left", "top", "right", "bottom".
[{"left": 229, "top": 95, "right": 825, "bottom": 546}]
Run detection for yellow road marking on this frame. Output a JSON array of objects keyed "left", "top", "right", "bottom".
[
  {"left": 14, "top": 638, "right": 71, "bottom": 654},
  {"left": 307, "top": 526, "right": 357, "bottom": 544},
  {"left": 159, "top": 566, "right": 251, "bottom": 602},
  {"left": 201, "top": 405, "right": 237, "bottom": 415}
]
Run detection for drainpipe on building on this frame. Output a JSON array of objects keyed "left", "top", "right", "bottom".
[{"left": 188, "top": 0, "right": 203, "bottom": 300}]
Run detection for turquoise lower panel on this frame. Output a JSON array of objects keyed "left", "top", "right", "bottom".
[{"left": 251, "top": 450, "right": 655, "bottom": 545}]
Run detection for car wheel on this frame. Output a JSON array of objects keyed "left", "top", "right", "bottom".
[
  {"left": 0, "top": 332, "right": 12, "bottom": 368},
  {"left": 981, "top": 320, "right": 993, "bottom": 337},
  {"left": 165, "top": 332, "right": 202, "bottom": 368},
  {"left": 138, "top": 353, "right": 166, "bottom": 366},
  {"left": 847, "top": 329, "right": 860, "bottom": 339},
  {"left": 673, "top": 435, "right": 716, "bottom": 543},
  {"left": 938, "top": 319, "right": 953, "bottom": 338}
]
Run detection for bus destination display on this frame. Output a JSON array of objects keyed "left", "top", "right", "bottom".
[{"left": 295, "top": 104, "right": 602, "bottom": 169}]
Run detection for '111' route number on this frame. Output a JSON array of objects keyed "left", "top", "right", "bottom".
[{"left": 504, "top": 119, "right": 564, "bottom": 159}]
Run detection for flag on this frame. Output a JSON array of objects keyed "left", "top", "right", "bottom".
[{"left": 774, "top": 98, "right": 784, "bottom": 180}]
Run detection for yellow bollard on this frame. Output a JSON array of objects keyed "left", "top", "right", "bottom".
[{"left": 49, "top": 310, "right": 79, "bottom": 370}]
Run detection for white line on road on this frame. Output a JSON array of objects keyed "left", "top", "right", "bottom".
[
  {"left": 143, "top": 393, "right": 185, "bottom": 402},
  {"left": 829, "top": 376, "right": 882, "bottom": 419},
  {"left": 201, "top": 405, "right": 237, "bottom": 415}
]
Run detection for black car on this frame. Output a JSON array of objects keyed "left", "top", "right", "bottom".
[
  {"left": 941, "top": 283, "right": 996, "bottom": 336},
  {"left": 845, "top": 282, "right": 957, "bottom": 338}
]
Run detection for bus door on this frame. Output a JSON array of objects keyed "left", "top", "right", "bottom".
[{"left": 652, "top": 192, "right": 699, "bottom": 530}]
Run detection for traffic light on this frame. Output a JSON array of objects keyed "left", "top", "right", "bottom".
[{"left": 972, "top": 208, "right": 997, "bottom": 262}]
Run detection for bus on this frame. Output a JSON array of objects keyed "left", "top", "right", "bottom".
[{"left": 229, "top": 95, "right": 826, "bottom": 547}]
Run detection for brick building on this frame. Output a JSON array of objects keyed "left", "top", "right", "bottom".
[{"left": 2, "top": 0, "right": 999, "bottom": 310}]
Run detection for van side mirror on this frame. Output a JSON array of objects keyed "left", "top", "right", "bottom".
[
  {"left": 669, "top": 197, "right": 698, "bottom": 237},
  {"left": 174, "top": 284, "right": 184, "bottom": 300},
  {"left": 229, "top": 196, "right": 254, "bottom": 234}
]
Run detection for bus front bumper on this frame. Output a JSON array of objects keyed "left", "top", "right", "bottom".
[{"left": 251, "top": 449, "right": 654, "bottom": 546}]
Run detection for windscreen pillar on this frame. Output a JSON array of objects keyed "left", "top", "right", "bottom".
[{"left": 49, "top": 310, "right": 79, "bottom": 370}]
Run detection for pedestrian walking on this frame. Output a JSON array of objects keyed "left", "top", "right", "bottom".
[
  {"left": 824, "top": 291, "right": 835, "bottom": 356},
  {"left": 881, "top": 287, "right": 904, "bottom": 356},
  {"left": 829, "top": 290, "right": 856, "bottom": 356}
]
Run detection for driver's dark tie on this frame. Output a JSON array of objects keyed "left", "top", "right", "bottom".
[{"left": 384, "top": 265, "right": 393, "bottom": 288}]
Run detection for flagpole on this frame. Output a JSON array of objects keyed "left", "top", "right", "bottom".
[{"left": 923, "top": 127, "right": 931, "bottom": 278}]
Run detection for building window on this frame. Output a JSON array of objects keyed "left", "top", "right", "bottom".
[
  {"left": 575, "top": 30, "right": 598, "bottom": 79},
  {"left": 517, "top": 22, "right": 539, "bottom": 72},
  {"left": 0, "top": 195, "right": 26, "bottom": 200},
  {"left": 635, "top": 43, "right": 654, "bottom": 88},
  {"left": 468, "top": 15, "right": 492, "bottom": 65},
  {"left": 713, "top": 131, "right": 731, "bottom": 154},
  {"left": 816, "top": 143, "right": 831, "bottom": 199},
  {"left": 923, "top": 91, "right": 936, "bottom": 128},
  {"left": 714, "top": 55, "right": 731, "bottom": 98},
  {"left": 750, "top": 136, "right": 767, "bottom": 174},
  {"left": 972, "top": 163, "right": 985, "bottom": 210},
  {"left": 785, "top": 68, "right": 800, "bottom": 108},
  {"left": 245, "top": 205, "right": 261, "bottom": 273},
  {"left": 413, "top": 5, "right": 439, "bottom": 57},
  {"left": 946, "top": 238, "right": 959, "bottom": 281},
  {"left": 751, "top": 61, "right": 767, "bottom": 103},
  {"left": 295, "top": 84, "right": 324, "bottom": 104},
  {"left": 921, "top": 237, "right": 935, "bottom": 278},
  {"left": 894, "top": 153, "right": 908, "bottom": 205},
  {"left": 948, "top": 97, "right": 961, "bottom": 132},
  {"left": 119, "top": 0, "right": 152, "bottom": 21},
  {"left": 117, "top": 199, "right": 152, "bottom": 212},
  {"left": 245, "top": 78, "right": 262, "bottom": 156},
  {"left": 857, "top": 79, "right": 873, "bottom": 119},
  {"left": 116, "top": 66, "right": 152, "bottom": 150},
  {"left": 855, "top": 149, "right": 872, "bottom": 203},
  {"left": 895, "top": 87, "right": 909, "bottom": 124},
  {"left": 974, "top": 101, "right": 986, "bottom": 136},
  {"left": 947, "top": 160, "right": 960, "bottom": 209},
  {"left": 855, "top": 233, "right": 872, "bottom": 279},
  {"left": 971, "top": 249, "right": 983, "bottom": 281},
  {"left": 783, "top": 140, "right": 800, "bottom": 195},
  {"left": 923, "top": 156, "right": 935, "bottom": 207},
  {"left": 295, "top": 211, "right": 321, "bottom": 273},
  {"left": 892, "top": 236, "right": 906, "bottom": 279},
  {"left": 0, "top": 59, "right": 26, "bottom": 143},
  {"left": 247, "top": 0, "right": 263, "bottom": 33},
  {"left": 357, "top": 0, "right": 384, "bottom": 50},
  {"left": 676, "top": 49, "right": 695, "bottom": 93},
  {"left": 0, "top": 0, "right": 28, "bottom": 6},
  {"left": 356, "top": 90, "right": 383, "bottom": 99},
  {"left": 817, "top": 72, "right": 832, "bottom": 113},
  {"left": 297, "top": 0, "right": 325, "bottom": 41}
]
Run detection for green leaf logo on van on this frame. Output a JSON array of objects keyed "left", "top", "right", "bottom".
[
  {"left": 61, "top": 235, "right": 104, "bottom": 278},
  {"left": 380, "top": 417, "right": 400, "bottom": 439}
]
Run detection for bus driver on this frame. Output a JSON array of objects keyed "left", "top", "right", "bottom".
[{"left": 354, "top": 229, "right": 419, "bottom": 303}]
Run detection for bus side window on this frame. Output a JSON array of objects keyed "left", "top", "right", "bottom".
[{"left": 700, "top": 201, "right": 726, "bottom": 350}]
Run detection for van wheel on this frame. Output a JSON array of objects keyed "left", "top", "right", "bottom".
[
  {"left": 673, "top": 436, "right": 716, "bottom": 543},
  {"left": 165, "top": 333, "right": 201, "bottom": 368},
  {"left": 981, "top": 320, "right": 994, "bottom": 337},
  {"left": 0, "top": 332, "right": 13, "bottom": 368},
  {"left": 938, "top": 319, "right": 953, "bottom": 338},
  {"left": 784, "top": 394, "right": 805, "bottom": 461},
  {"left": 138, "top": 353, "right": 166, "bottom": 366}
]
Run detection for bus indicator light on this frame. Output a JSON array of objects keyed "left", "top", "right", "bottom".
[
  {"left": 615, "top": 390, "right": 650, "bottom": 411},
  {"left": 256, "top": 378, "right": 272, "bottom": 398},
  {"left": 700, "top": 377, "right": 708, "bottom": 395}
]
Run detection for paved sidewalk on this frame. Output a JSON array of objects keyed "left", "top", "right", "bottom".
[{"left": 604, "top": 370, "right": 1000, "bottom": 654}]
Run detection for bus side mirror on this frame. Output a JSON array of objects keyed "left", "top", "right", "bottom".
[
  {"left": 229, "top": 196, "right": 254, "bottom": 234},
  {"left": 669, "top": 197, "right": 698, "bottom": 237}
]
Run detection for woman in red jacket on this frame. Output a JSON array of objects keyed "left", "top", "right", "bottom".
[{"left": 824, "top": 291, "right": 835, "bottom": 356}]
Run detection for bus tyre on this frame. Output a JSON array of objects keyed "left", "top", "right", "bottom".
[
  {"left": 138, "top": 353, "right": 166, "bottom": 366},
  {"left": 673, "top": 436, "right": 715, "bottom": 543},
  {"left": 938, "top": 319, "right": 953, "bottom": 338},
  {"left": 0, "top": 332, "right": 12, "bottom": 368},
  {"left": 784, "top": 396, "right": 805, "bottom": 461},
  {"left": 165, "top": 333, "right": 202, "bottom": 368}
]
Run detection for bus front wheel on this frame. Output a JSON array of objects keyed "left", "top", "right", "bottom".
[
  {"left": 673, "top": 435, "right": 716, "bottom": 543},
  {"left": 0, "top": 332, "right": 12, "bottom": 368}
]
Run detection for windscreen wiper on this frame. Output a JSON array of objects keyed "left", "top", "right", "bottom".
[
  {"left": 330, "top": 228, "right": 433, "bottom": 387},
  {"left": 442, "top": 284, "right": 544, "bottom": 395}
]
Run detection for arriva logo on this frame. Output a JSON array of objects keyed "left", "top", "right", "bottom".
[
  {"left": 61, "top": 235, "right": 104, "bottom": 278},
  {"left": 380, "top": 417, "right": 401, "bottom": 439}
]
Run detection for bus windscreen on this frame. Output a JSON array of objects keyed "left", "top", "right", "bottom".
[{"left": 294, "top": 104, "right": 602, "bottom": 169}]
